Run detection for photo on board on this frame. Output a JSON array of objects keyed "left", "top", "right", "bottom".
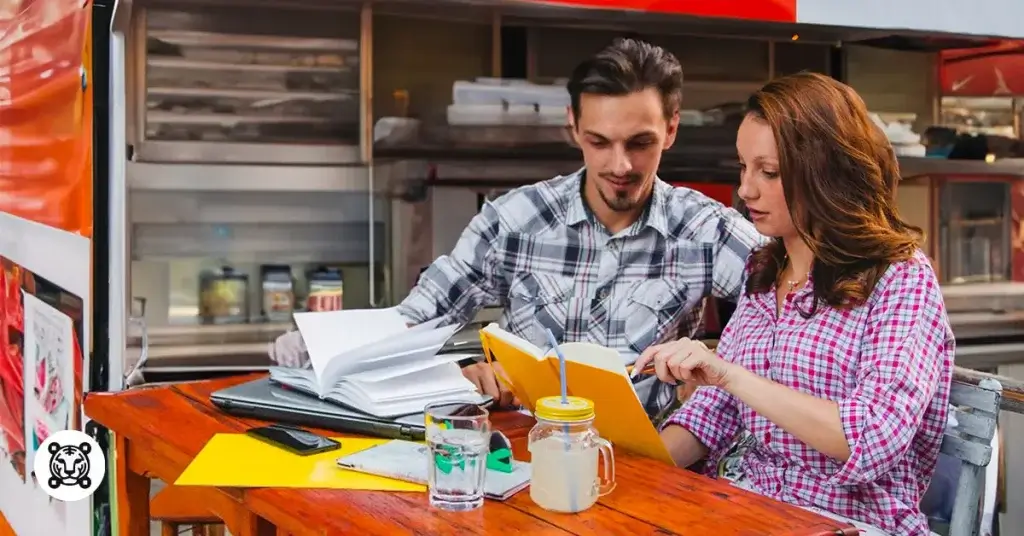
[{"left": 0, "top": 256, "right": 84, "bottom": 488}]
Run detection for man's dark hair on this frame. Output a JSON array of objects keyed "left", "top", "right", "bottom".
[{"left": 566, "top": 38, "right": 683, "bottom": 123}]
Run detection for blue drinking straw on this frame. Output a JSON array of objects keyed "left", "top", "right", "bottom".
[
  {"left": 545, "top": 328, "right": 569, "bottom": 404},
  {"left": 545, "top": 328, "right": 578, "bottom": 512}
]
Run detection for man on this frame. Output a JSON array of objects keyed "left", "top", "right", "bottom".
[
  {"left": 271, "top": 38, "right": 765, "bottom": 418},
  {"left": 922, "top": 126, "right": 958, "bottom": 158}
]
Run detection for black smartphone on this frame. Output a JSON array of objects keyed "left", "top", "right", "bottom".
[{"left": 246, "top": 424, "right": 341, "bottom": 456}]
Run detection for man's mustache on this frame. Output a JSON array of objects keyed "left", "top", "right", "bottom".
[{"left": 599, "top": 173, "right": 643, "bottom": 183}]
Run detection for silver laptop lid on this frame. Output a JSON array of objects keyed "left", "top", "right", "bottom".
[{"left": 211, "top": 377, "right": 425, "bottom": 427}]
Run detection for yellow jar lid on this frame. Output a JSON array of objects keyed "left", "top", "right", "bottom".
[{"left": 535, "top": 396, "right": 595, "bottom": 422}]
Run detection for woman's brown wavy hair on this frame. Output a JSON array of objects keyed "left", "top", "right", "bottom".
[{"left": 744, "top": 72, "right": 923, "bottom": 314}]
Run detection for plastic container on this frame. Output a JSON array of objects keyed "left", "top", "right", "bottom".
[
  {"left": 306, "top": 267, "right": 343, "bottom": 312},
  {"left": 260, "top": 264, "right": 294, "bottom": 322},
  {"left": 199, "top": 265, "right": 249, "bottom": 324}
]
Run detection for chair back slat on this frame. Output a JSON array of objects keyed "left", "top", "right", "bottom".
[
  {"left": 949, "top": 382, "right": 1000, "bottom": 415},
  {"left": 952, "top": 407, "right": 997, "bottom": 442},
  {"left": 939, "top": 434, "right": 992, "bottom": 467},
  {"left": 938, "top": 377, "right": 1002, "bottom": 536}
]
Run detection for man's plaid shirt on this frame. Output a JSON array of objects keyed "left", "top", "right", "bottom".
[{"left": 397, "top": 169, "right": 766, "bottom": 415}]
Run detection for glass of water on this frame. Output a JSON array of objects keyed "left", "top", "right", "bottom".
[{"left": 424, "top": 401, "right": 491, "bottom": 511}]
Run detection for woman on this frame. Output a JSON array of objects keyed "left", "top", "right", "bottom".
[{"left": 634, "top": 72, "right": 953, "bottom": 535}]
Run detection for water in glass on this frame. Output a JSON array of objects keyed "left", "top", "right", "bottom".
[
  {"left": 427, "top": 426, "right": 488, "bottom": 511},
  {"left": 424, "top": 401, "right": 490, "bottom": 511}
]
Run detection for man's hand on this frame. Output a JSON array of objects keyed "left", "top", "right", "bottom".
[
  {"left": 462, "top": 361, "right": 518, "bottom": 408},
  {"left": 268, "top": 330, "right": 309, "bottom": 367}
]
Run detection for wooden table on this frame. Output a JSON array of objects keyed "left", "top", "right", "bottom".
[{"left": 84, "top": 375, "right": 858, "bottom": 536}]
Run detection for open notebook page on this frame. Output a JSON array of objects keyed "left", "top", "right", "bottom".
[
  {"left": 295, "top": 308, "right": 408, "bottom": 386},
  {"left": 554, "top": 342, "right": 631, "bottom": 379},
  {"left": 340, "top": 362, "right": 475, "bottom": 402},
  {"left": 554, "top": 342, "right": 669, "bottom": 463},
  {"left": 330, "top": 362, "right": 479, "bottom": 417},
  {"left": 317, "top": 323, "right": 460, "bottom": 393},
  {"left": 345, "top": 353, "right": 479, "bottom": 382},
  {"left": 480, "top": 323, "right": 546, "bottom": 358}
]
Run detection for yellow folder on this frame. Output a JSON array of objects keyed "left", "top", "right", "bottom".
[
  {"left": 175, "top": 434, "right": 425, "bottom": 491},
  {"left": 480, "top": 324, "right": 673, "bottom": 465}
]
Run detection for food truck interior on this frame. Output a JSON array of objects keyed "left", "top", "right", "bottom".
[{"left": 61, "top": 0, "right": 1024, "bottom": 531}]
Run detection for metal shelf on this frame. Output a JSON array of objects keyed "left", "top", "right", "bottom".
[
  {"left": 139, "top": 7, "right": 364, "bottom": 161},
  {"left": 127, "top": 162, "right": 369, "bottom": 192},
  {"left": 147, "top": 111, "right": 335, "bottom": 126},
  {"left": 147, "top": 29, "right": 358, "bottom": 52},
  {"left": 147, "top": 56, "right": 347, "bottom": 74},
  {"left": 147, "top": 86, "right": 356, "bottom": 102}
]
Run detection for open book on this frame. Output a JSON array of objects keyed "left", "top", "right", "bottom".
[
  {"left": 269, "top": 308, "right": 486, "bottom": 418},
  {"left": 479, "top": 323, "right": 673, "bottom": 464}
]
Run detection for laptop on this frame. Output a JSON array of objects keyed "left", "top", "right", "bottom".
[{"left": 210, "top": 377, "right": 436, "bottom": 441}]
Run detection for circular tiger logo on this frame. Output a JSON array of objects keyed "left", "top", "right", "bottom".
[
  {"left": 48, "top": 442, "right": 92, "bottom": 489},
  {"left": 33, "top": 429, "right": 105, "bottom": 502}
]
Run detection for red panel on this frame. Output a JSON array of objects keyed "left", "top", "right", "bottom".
[
  {"left": 516, "top": 0, "right": 797, "bottom": 23},
  {"left": 940, "top": 41, "right": 1024, "bottom": 96}
]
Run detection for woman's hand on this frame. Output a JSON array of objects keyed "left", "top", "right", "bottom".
[{"left": 635, "top": 338, "right": 737, "bottom": 389}]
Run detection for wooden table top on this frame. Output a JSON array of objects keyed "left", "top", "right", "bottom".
[{"left": 84, "top": 375, "right": 857, "bottom": 536}]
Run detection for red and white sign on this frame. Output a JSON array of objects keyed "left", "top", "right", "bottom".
[{"left": 941, "top": 41, "right": 1024, "bottom": 96}]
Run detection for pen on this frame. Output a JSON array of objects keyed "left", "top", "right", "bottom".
[
  {"left": 627, "top": 363, "right": 656, "bottom": 379},
  {"left": 627, "top": 341, "right": 716, "bottom": 379}
]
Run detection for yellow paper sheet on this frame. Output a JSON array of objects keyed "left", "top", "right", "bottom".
[{"left": 175, "top": 434, "right": 425, "bottom": 492}]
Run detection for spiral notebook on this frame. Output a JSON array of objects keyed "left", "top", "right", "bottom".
[{"left": 336, "top": 440, "right": 532, "bottom": 501}]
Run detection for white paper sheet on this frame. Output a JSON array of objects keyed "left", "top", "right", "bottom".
[
  {"left": 21, "top": 294, "right": 74, "bottom": 476},
  {"left": 293, "top": 307, "right": 408, "bottom": 387}
]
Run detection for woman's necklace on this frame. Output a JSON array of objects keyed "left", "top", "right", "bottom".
[
  {"left": 779, "top": 256, "right": 810, "bottom": 294},
  {"left": 784, "top": 275, "right": 806, "bottom": 293}
]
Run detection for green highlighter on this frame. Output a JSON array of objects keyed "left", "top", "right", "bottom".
[{"left": 433, "top": 431, "right": 514, "bottom": 475}]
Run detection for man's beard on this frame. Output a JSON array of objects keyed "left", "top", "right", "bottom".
[{"left": 599, "top": 176, "right": 645, "bottom": 212}]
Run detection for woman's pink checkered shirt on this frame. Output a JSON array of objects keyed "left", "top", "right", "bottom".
[{"left": 666, "top": 251, "right": 954, "bottom": 535}]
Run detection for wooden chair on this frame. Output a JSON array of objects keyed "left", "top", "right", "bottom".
[{"left": 929, "top": 377, "right": 1003, "bottom": 536}]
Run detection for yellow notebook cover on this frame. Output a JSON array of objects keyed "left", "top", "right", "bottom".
[
  {"left": 480, "top": 324, "right": 673, "bottom": 465},
  {"left": 175, "top": 434, "right": 425, "bottom": 491}
]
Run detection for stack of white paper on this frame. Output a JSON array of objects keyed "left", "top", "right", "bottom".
[{"left": 268, "top": 308, "right": 484, "bottom": 418}]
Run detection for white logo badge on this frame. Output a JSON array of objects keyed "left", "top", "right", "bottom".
[{"left": 33, "top": 429, "right": 105, "bottom": 502}]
